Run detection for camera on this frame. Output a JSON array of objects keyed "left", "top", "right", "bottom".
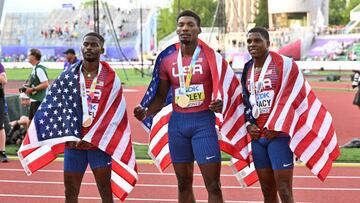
[
  {"left": 19, "top": 87, "right": 27, "bottom": 93},
  {"left": 351, "top": 70, "right": 360, "bottom": 88},
  {"left": 19, "top": 85, "right": 30, "bottom": 93}
]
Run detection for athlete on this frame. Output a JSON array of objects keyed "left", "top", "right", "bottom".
[
  {"left": 134, "top": 10, "right": 224, "bottom": 203},
  {"left": 241, "top": 27, "right": 295, "bottom": 203}
]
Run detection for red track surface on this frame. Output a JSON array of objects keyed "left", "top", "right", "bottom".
[{"left": 0, "top": 161, "right": 359, "bottom": 203}]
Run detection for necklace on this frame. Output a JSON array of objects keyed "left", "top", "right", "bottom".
[{"left": 83, "top": 68, "right": 98, "bottom": 78}]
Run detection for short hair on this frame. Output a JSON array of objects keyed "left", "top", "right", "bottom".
[
  {"left": 29, "top": 48, "right": 41, "bottom": 61},
  {"left": 177, "top": 10, "right": 201, "bottom": 27},
  {"left": 83, "top": 32, "right": 105, "bottom": 46},
  {"left": 248, "top": 27, "right": 270, "bottom": 41}
]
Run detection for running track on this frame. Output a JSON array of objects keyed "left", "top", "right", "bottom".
[{"left": 0, "top": 161, "right": 359, "bottom": 203}]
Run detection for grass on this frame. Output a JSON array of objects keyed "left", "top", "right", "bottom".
[
  {"left": 6, "top": 144, "right": 360, "bottom": 162},
  {"left": 6, "top": 68, "right": 152, "bottom": 87},
  {"left": 304, "top": 70, "right": 353, "bottom": 76}
]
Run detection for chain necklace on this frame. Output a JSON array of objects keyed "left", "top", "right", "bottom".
[{"left": 83, "top": 68, "right": 98, "bottom": 78}]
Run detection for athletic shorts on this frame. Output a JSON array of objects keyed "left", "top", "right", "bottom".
[
  {"left": 168, "top": 110, "right": 221, "bottom": 165},
  {"left": 251, "top": 135, "right": 294, "bottom": 170},
  {"left": 64, "top": 148, "right": 112, "bottom": 173}
]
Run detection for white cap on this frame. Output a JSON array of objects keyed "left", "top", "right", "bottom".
[{"left": 19, "top": 93, "right": 30, "bottom": 99}]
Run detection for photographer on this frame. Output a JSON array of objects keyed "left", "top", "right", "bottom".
[
  {"left": 8, "top": 93, "right": 30, "bottom": 145},
  {"left": 0, "top": 62, "right": 8, "bottom": 162},
  {"left": 23, "top": 49, "right": 49, "bottom": 120},
  {"left": 352, "top": 70, "right": 360, "bottom": 109}
]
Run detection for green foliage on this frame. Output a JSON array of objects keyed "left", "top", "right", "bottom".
[
  {"left": 329, "top": 0, "right": 360, "bottom": 25},
  {"left": 157, "top": 0, "right": 218, "bottom": 41},
  {"left": 254, "top": 0, "right": 269, "bottom": 28}
]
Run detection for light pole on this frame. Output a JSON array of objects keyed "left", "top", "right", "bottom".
[{"left": 140, "top": 0, "right": 144, "bottom": 78}]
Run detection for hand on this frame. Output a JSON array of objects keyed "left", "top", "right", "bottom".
[
  {"left": 9, "top": 120, "right": 18, "bottom": 127},
  {"left": 263, "top": 128, "right": 280, "bottom": 140},
  {"left": 133, "top": 105, "right": 147, "bottom": 121},
  {"left": 209, "top": 99, "right": 223, "bottom": 113},
  {"left": 25, "top": 87, "right": 33, "bottom": 95},
  {"left": 246, "top": 124, "right": 261, "bottom": 140},
  {"left": 75, "top": 140, "right": 94, "bottom": 148}
]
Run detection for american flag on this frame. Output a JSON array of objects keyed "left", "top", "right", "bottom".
[
  {"left": 18, "top": 61, "right": 138, "bottom": 200},
  {"left": 140, "top": 40, "right": 258, "bottom": 187}
]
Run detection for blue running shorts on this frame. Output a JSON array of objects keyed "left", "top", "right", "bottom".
[
  {"left": 168, "top": 110, "right": 221, "bottom": 165},
  {"left": 64, "top": 148, "right": 112, "bottom": 173},
  {"left": 251, "top": 135, "right": 294, "bottom": 170}
]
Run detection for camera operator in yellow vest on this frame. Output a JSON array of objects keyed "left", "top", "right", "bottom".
[{"left": 24, "top": 49, "right": 49, "bottom": 121}]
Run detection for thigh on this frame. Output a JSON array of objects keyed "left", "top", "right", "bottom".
[
  {"left": 192, "top": 126, "right": 221, "bottom": 164},
  {"left": 173, "top": 162, "right": 194, "bottom": 183},
  {"left": 0, "top": 97, "right": 4, "bottom": 129},
  {"left": 64, "top": 148, "right": 88, "bottom": 173},
  {"left": 63, "top": 148, "right": 87, "bottom": 195},
  {"left": 273, "top": 169, "right": 293, "bottom": 186},
  {"left": 251, "top": 138, "right": 272, "bottom": 170},
  {"left": 168, "top": 115, "right": 194, "bottom": 163},
  {"left": 29, "top": 102, "right": 40, "bottom": 121},
  {"left": 198, "top": 162, "right": 221, "bottom": 186},
  {"left": 87, "top": 148, "right": 112, "bottom": 170},
  {"left": 268, "top": 136, "right": 294, "bottom": 170}
]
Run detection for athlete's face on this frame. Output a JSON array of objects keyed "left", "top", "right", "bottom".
[
  {"left": 81, "top": 36, "right": 104, "bottom": 62},
  {"left": 176, "top": 16, "right": 200, "bottom": 45},
  {"left": 246, "top": 32, "right": 270, "bottom": 59}
]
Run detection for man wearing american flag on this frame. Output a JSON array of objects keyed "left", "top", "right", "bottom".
[
  {"left": 18, "top": 32, "right": 138, "bottom": 202},
  {"left": 134, "top": 10, "right": 226, "bottom": 203},
  {"left": 241, "top": 27, "right": 340, "bottom": 203}
]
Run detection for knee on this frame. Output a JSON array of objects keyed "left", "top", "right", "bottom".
[
  {"left": 98, "top": 184, "right": 112, "bottom": 196},
  {"left": 205, "top": 180, "right": 222, "bottom": 194},
  {"left": 277, "top": 181, "right": 293, "bottom": 199},
  {"left": 260, "top": 184, "right": 277, "bottom": 200},
  {"left": 64, "top": 183, "right": 80, "bottom": 198},
  {"left": 177, "top": 177, "right": 193, "bottom": 193}
]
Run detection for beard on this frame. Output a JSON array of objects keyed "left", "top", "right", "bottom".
[{"left": 180, "top": 39, "right": 191, "bottom": 45}]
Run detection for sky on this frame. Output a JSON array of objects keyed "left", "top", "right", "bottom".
[{"left": 1, "top": 0, "right": 171, "bottom": 26}]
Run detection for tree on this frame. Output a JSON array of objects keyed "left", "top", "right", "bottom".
[
  {"left": 157, "top": 0, "right": 218, "bottom": 41},
  {"left": 329, "top": 0, "right": 360, "bottom": 25},
  {"left": 329, "top": 0, "right": 347, "bottom": 25},
  {"left": 254, "top": 0, "right": 269, "bottom": 28}
]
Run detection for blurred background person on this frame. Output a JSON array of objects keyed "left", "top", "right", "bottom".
[
  {"left": 24, "top": 48, "right": 49, "bottom": 121},
  {"left": 352, "top": 70, "right": 360, "bottom": 109},
  {"left": 7, "top": 93, "right": 31, "bottom": 145},
  {"left": 0, "top": 62, "right": 8, "bottom": 162},
  {"left": 63, "top": 48, "right": 79, "bottom": 71}
]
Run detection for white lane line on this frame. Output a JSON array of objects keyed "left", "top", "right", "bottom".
[
  {"left": 1, "top": 168, "right": 360, "bottom": 179},
  {"left": 0, "top": 180, "right": 359, "bottom": 191},
  {"left": 0, "top": 193, "right": 318, "bottom": 203},
  {"left": 123, "top": 89, "right": 138, "bottom": 92}
]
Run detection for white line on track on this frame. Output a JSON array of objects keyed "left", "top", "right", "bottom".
[
  {"left": 0, "top": 193, "right": 318, "bottom": 203},
  {"left": 0, "top": 180, "right": 359, "bottom": 191},
  {"left": 1, "top": 168, "right": 360, "bottom": 179}
]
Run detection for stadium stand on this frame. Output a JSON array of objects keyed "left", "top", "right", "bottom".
[{"left": 0, "top": 6, "right": 156, "bottom": 61}]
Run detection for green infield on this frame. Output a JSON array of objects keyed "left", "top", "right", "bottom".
[
  {"left": 6, "top": 68, "right": 152, "bottom": 87},
  {"left": 5, "top": 144, "right": 360, "bottom": 162}
]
